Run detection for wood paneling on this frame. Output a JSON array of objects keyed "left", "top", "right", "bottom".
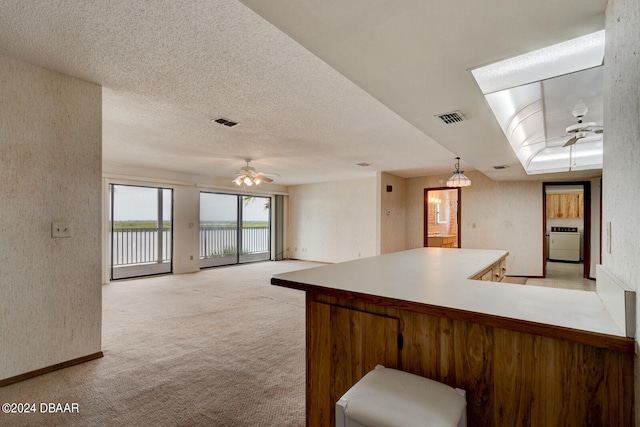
[
  {"left": 546, "top": 193, "right": 584, "bottom": 218},
  {"left": 307, "top": 298, "right": 400, "bottom": 427},
  {"left": 306, "top": 294, "right": 634, "bottom": 427}
]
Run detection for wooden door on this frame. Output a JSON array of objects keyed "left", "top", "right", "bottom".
[{"left": 307, "top": 300, "right": 400, "bottom": 427}]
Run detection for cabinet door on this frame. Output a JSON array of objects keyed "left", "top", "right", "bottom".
[
  {"left": 307, "top": 301, "right": 400, "bottom": 427},
  {"left": 547, "top": 193, "right": 584, "bottom": 218},
  {"left": 546, "top": 194, "right": 562, "bottom": 218}
]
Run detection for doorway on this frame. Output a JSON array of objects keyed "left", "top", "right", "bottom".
[
  {"left": 424, "top": 188, "right": 461, "bottom": 248},
  {"left": 109, "top": 184, "right": 173, "bottom": 280},
  {"left": 542, "top": 182, "right": 591, "bottom": 279}
]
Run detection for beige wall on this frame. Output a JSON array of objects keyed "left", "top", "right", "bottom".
[
  {"left": 287, "top": 177, "right": 378, "bottom": 263},
  {"left": 379, "top": 172, "right": 407, "bottom": 254},
  {"left": 0, "top": 56, "right": 102, "bottom": 380},
  {"left": 405, "top": 171, "right": 543, "bottom": 276},
  {"left": 602, "top": 0, "right": 640, "bottom": 416}
]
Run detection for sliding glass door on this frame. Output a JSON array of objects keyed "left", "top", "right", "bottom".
[
  {"left": 110, "top": 184, "right": 173, "bottom": 280},
  {"left": 200, "top": 192, "right": 271, "bottom": 268},
  {"left": 200, "top": 193, "right": 239, "bottom": 268},
  {"left": 240, "top": 196, "right": 271, "bottom": 263}
]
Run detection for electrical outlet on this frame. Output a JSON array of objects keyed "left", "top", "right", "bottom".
[{"left": 52, "top": 222, "right": 72, "bottom": 238}]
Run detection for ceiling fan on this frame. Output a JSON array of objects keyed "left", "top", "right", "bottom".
[
  {"left": 563, "top": 104, "right": 603, "bottom": 147},
  {"left": 232, "top": 159, "right": 276, "bottom": 186}
]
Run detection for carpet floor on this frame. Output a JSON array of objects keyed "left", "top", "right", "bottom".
[{"left": 0, "top": 260, "right": 320, "bottom": 427}]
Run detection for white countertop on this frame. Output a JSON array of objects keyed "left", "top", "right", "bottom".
[{"left": 272, "top": 248, "right": 626, "bottom": 339}]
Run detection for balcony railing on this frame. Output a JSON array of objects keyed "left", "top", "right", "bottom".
[
  {"left": 200, "top": 225, "right": 269, "bottom": 258},
  {"left": 111, "top": 226, "right": 269, "bottom": 266},
  {"left": 111, "top": 228, "right": 172, "bottom": 266}
]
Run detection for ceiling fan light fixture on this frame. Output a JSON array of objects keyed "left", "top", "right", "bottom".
[
  {"left": 232, "top": 159, "right": 275, "bottom": 187},
  {"left": 446, "top": 157, "right": 471, "bottom": 188}
]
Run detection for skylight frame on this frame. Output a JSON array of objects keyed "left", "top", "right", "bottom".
[{"left": 471, "top": 30, "right": 605, "bottom": 95}]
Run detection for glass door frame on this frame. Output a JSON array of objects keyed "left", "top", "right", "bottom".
[
  {"left": 199, "top": 191, "right": 272, "bottom": 269},
  {"left": 109, "top": 183, "right": 174, "bottom": 280}
]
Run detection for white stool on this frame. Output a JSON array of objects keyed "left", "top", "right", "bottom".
[{"left": 336, "top": 365, "right": 467, "bottom": 427}]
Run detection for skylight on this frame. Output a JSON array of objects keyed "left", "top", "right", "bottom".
[{"left": 471, "top": 30, "right": 605, "bottom": 175}]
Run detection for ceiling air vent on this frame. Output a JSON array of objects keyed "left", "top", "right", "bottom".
[
  {"left": 212, "top": 117, "right": 239, "bottom": 127},
  {"left": 435, "top": 111, "right": 466, "bottom": 125},
  {"left": 493, "top": 165, "right": 508, "bottom": 170}
]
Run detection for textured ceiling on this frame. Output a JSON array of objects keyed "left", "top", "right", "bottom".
[{"left": 0, "top": 0, "right": 607, "bottom": 185}]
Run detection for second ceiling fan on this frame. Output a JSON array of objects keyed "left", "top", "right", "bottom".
[{"left": 563, "top": 104, "right": 603, "bottom": 147}]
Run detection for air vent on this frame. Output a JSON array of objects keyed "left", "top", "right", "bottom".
[
  {"left": 493, "top": 165, "right": 508, "bottom": 170},
  {"left": 212, "top": 117, "right": 239, "bottom": 127},
  {"left": 357, "top": 162, "right": 371, "bottom": 167},
  {"left": 435, "top": 111, "right": 466, "bottom": 125}
]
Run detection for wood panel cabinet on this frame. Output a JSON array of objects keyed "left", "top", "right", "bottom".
[
  {"left": 427, "top": 235, "right": 457, "bottom": 248},
  {"left": 307, "top": 300, "right": 400, "bottom": 427},
  {"left": 306, "top": 294, "right": 633, "bottom": 427},
  {"left": 546, "top": 193, "right": 584, "bottom": 218}
]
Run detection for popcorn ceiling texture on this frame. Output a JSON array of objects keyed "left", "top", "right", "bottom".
[
  {"left": 0, "top": 56, "right": 102, "bottom": 380},
  {"left": 0, "top": 0, "right": 454, "bottom": 185}
]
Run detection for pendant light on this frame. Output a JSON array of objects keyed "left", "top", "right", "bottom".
[{"left": 446, "top": 157, "right": 471, "bottom": 187}]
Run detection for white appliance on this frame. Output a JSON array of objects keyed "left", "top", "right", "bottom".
[{"left": 549, "top": 227, "right": 580, "bottom": 262}]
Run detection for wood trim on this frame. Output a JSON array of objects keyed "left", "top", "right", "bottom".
[
  {"left": 0, "top": 351, "right": 104, "bottom": 387},
  {"left": 543, "top": 181, "right": 592, "bottom": 279},
  {"left": 423, "top": 187, "right": 461, "bottom": 248},
  {"left": 583, "top": 181, "right": 591, "bottom": 278},
  {"left": 272, "top": 278, "right": 633, "bottom": 353},
  {"left": 542, "top": 185, "right": 547, "bottom": 277},
  {"left": 599, "top": 177, "right": 603, "bottom": 265}
]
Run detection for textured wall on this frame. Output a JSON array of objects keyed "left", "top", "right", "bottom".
[
  {"left": 379, "top": 172, "right": 406, "bottom": 254},
  {"left": 602, "top": 0, "right": 640, "bottom": 416},
  {"left": 288, "top": 177, "right": 378, "bottom": 263},
  {"left": 0, "top": 56, "right": 102, "bottom": 380},
  {"left": 405, "top": 171, "right": 543, "bottom": 276}
]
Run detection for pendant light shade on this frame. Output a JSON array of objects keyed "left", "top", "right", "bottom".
[{"left": 446, "top": 157, "right": 471, "bottom": 188}]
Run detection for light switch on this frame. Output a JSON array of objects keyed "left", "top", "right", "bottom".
[{"left": 52, "top": 222, "right": 72, "bottom": 238}]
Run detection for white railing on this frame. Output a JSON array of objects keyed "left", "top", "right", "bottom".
[
  {"left": 111, "top": 228, "right": 172, "bottom": 266},
  {"left": 111, "top": 226, "right": 269, "bottom": 266},
  {"left": 199, "top": 226, "right": 269, "bottom": 258}
]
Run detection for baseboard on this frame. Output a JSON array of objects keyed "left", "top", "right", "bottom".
[{"left": 0, "top": 351, "right": 104, "bottom": 387}]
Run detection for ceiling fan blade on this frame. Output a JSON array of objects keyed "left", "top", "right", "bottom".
[
  {"left": 256, "top": 174, "right": 273, "bottom": 182},
  {"left": 563, "top": 136, "right": 578, "bottom": 147}
]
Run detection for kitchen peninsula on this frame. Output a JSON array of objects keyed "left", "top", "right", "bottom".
[{"left": 272, "top": 248, "right": 633, "bottom": 427}]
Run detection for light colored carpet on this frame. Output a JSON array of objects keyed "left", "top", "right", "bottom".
[{"left": 0, "top": 260, "right": 320, "bottom": 427}]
